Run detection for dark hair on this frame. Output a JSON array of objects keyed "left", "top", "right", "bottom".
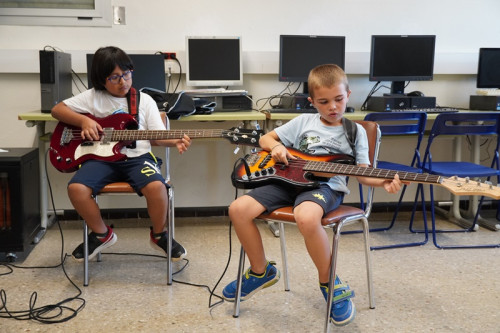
[{"left": 90, "top": 46, "right": 134, "bottom": 90}]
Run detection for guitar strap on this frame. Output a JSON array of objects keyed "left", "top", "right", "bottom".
[
  {"left": 342, "top": 117, "right": 357, "bottom": 160},
  {"left": 125, "top": 87, "right": 140, "bottom": 149}
]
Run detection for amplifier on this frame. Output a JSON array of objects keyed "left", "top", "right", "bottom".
[
  {"left": 469, "top": 95, "right": 500, "bottom": 111},
  {"left": 0, "top": 148, "right": 40, "bottom": 262}
]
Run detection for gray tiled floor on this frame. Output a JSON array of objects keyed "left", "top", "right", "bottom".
[{"left": 1, "top": 212, "right": 499, "bottom": 332}]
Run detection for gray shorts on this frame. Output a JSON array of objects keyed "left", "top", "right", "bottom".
[{"left": 246, "top": 184, "right": 344, "bottom": 217}]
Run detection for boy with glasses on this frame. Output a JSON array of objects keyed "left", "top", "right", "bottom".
[{"left": 51, "top": 46, "right": 191, "bottom": 262}]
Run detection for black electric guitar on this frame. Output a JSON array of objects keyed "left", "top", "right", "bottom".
[
  {"left": 231, "top": 148, "right": 500, "bottom": 199},
  {"left": 50, "top": 113, "right": 263, "bottom": 173}
]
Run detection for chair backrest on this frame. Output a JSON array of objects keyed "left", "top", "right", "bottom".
[
  {"left": 354, "top": 120, "right": 380, "bottom": 168},
  {"left": 364, "top": 112, "right": 427, "bottom": 167},
  {"left": 423, "top": 112, "right": 500, "bottom": 167},
  {"left": 353, "top": 120, "right": 381, "bottom": 217},
  {"left": 153, "top": 112, "right": 171, "bottom": 182}
]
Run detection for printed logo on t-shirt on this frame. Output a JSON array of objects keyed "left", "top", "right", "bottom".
[
  {"left": 112, "top": 108, "right": 127, "bottom": 115},
  {"left": 299, "top": 135, "right": 320, "bottom": 154}
]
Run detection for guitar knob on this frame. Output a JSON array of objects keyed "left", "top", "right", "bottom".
[
  {"left": 267, "top": 168, "right": 275, "bottom": 174},
  {"left": 56, "top": 156, "right": 62, "bottom": 162},
  {"left": 261, "top": 169, "right": 267, "bottom": 176},
  {"left": 65, "top": 158, "right": 72, "bottom": 164},
  {"left": 254, "top": 171, "right": 260, "bottom": 177}
]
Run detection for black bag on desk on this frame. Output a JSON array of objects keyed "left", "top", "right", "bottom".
[
  {"left": 193, "top": 97, "right": 216, "bottom": 115},
  {"left": 141, "top": 88, "right": 196, "bottom": 120}
]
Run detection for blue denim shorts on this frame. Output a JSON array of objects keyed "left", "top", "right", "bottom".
[
  {"left": 68, "top": 152, "right": 165, "bottom": 196},
  {"left": 246, "top": 184, "right": 344, "bottom": 217}
]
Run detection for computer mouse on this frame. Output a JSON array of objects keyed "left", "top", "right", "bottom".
[
  {"left": 407, "top": 91, "right": 424, "bottom": 97},
  {"left": 345, "top": 106, "right": 355, "bottom": 113}
]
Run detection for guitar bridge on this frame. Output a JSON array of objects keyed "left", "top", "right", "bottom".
[{"left": 59, "top": 127, "right": 74, "bottom": 146}]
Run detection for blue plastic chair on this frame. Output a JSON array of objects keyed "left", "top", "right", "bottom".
[
  {"left": 421, "top": 112, "right": 500, "bottom": 249},
  {"left": 362, "top": 112, "right": 429, "bottom": 250}
]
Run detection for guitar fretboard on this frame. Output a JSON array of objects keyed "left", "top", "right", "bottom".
[
  {"left": 110, "top": 129, "right": 227, "bottom": 141},
  {"left": 303, "top": 160, "right": 442, "bottom": 185}
]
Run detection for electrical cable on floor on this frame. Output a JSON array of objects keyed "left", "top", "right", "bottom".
[
  {"left": 0, "top": 149, "right": 86, "bottom": 324},
  {"left": 170, "top": 158, "right": 247, "bottom": 317},
  {"left": 1, "top": 147, "right": 251, "bottom": 322}
]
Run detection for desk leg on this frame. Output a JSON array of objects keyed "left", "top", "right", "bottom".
[{"left": 28, "top": 121, "right": 56, "bottom": 243}]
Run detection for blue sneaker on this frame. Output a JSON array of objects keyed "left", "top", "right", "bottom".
[
  {"left": 320, "top": 276, "right": 356, "bottom": 326},
  {"left": 223, "top": 261, "right": 280, "bottom": 301}
]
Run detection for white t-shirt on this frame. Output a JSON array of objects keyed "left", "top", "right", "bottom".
[
  {"left": 63, "top": 88, "right": 166, "bottom": 158},
  {"left": 274, "top": 113, "right": 370, "bottom": 194}
]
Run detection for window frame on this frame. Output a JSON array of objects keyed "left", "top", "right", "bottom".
[{"left": 0, "top": 0, "right": 112, "bottom": 27}]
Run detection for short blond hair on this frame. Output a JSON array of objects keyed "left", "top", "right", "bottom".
[{"left": 307, "top": 64, "right": 349, "bottom": 98}]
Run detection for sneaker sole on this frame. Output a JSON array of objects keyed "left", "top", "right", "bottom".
[
  {"left": 149, "top": 239, "right": 187, "bottom": 262},
  {"left": 72, "top": 233, "right": 118, "bottom": 263},
  {"left": 223, "top": 270, "right": 281, "bottom": 302},
  {"left": 331, "top": 301, "right": 356, "bottom": 326}
]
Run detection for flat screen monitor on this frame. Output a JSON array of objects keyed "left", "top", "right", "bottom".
[
  {"left": 369, "top": 35, "right": 436, "bottom": 95},
  {"left": 86, "top": 53, "right": 166, "bottom": 91},
  {"left": 279, "top": 35, "right": 345, "bottom": 94},
  {"left": 185, "top": 36, "right": 243, "bottom": 87},
  {"left": 477, "top": 48, "right": 500, "bottom": 89}
]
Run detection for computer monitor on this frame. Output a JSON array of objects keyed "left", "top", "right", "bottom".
[
  {"left": 369, "top": 35, "right": 436, "bottom": 95},
  {"left": 279, "top": 35, "right": 345, "bottom": 94},
  {"left": 185, "top": 36, "right": 243, "bottom": 87},
  {"left": 477, "top": 48, "right": 500, "bottom": 88},
  {"left": 86, "top": 53, "right": 166, "bottom": 91}
]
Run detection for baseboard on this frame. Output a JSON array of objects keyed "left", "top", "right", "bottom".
[
  {"left": 56, "top": 200, "right": 497, "bottom": 221},
  {"left": 58, "top": 206, "right": 230, "bottom": 221}
]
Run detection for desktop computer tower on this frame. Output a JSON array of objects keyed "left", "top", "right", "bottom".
[
  {"left": 0, "top": 148, "right": 41, "bottom": 262},
  {"left": 189, "top": 94, "right": 253, "bottom": 112},
  {"left": 469, "top": 95, "right": 500, "bottom": 111},
  {"left": 39, "top": 50, "right": 72, "bottom": 113},
  {"left": 367, "top": 95, "right": 436, "bottom": 111}
]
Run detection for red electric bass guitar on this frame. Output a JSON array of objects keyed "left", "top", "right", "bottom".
[{"left": 50, "top": 113, "right": 263, "bottom": 173}]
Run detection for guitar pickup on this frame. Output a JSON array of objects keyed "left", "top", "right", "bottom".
[{"left": 81, "top": 141, "right": 94, "bottom": 146}]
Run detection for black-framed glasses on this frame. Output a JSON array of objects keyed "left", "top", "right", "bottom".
[{"left": 107, "top": 70, "right": 133, "bottom": 84}]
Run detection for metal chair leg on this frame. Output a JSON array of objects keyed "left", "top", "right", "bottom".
[
  {"left": 278, "top": 222, "right": 290, "bottom": 291},
  {"left": 83, "top": 221, "right": 89, "bottom": 287},
  {"left": 167, "top": 186, "right": 174, "bottom": 285},
  {"left": 233, "top": 246, "right": 246, "bottom": 318}
]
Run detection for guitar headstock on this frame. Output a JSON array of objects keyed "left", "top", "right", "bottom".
[
  {"left": 222, "top": 127, "right": 264, "bottom": 147},
  {"left": 440, "top": 176, "right": 500, "bottom": 199}
]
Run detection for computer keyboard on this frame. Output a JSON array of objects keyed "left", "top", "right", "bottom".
[
  {"left": 476, "top": 89, "right": 500, "bottom": 96},
  {"left": 268, "top": 108, "right": 317, "bottom": 114},
  {"left": 390, "top": 107, "right": 459, "bottom": 114},
  {"left": 182, "top": 88, "right": 248, "bottom": 96}
]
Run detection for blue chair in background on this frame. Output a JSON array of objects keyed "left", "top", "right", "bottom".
[
  {"left": 421, "top": 112, "right": 500, "bottom": 249},
  {"left": 362, "top": 112, "right": 429, "bottom": 250}
]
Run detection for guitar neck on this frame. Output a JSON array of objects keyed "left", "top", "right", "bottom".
[
  {"left": 303, "top": 160, "right": 442, "bottom": 185},
  {"left": 110, "top": 129, "right": 225, "bottom": 141}
]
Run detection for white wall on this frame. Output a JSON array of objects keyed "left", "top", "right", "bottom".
[{"left": 1, "top": 0, "right": 499, "bottom": 210}]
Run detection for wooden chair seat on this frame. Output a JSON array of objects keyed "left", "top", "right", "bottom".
[{"left": 258, "top": 205, "right": 364, "bottom": 226}]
